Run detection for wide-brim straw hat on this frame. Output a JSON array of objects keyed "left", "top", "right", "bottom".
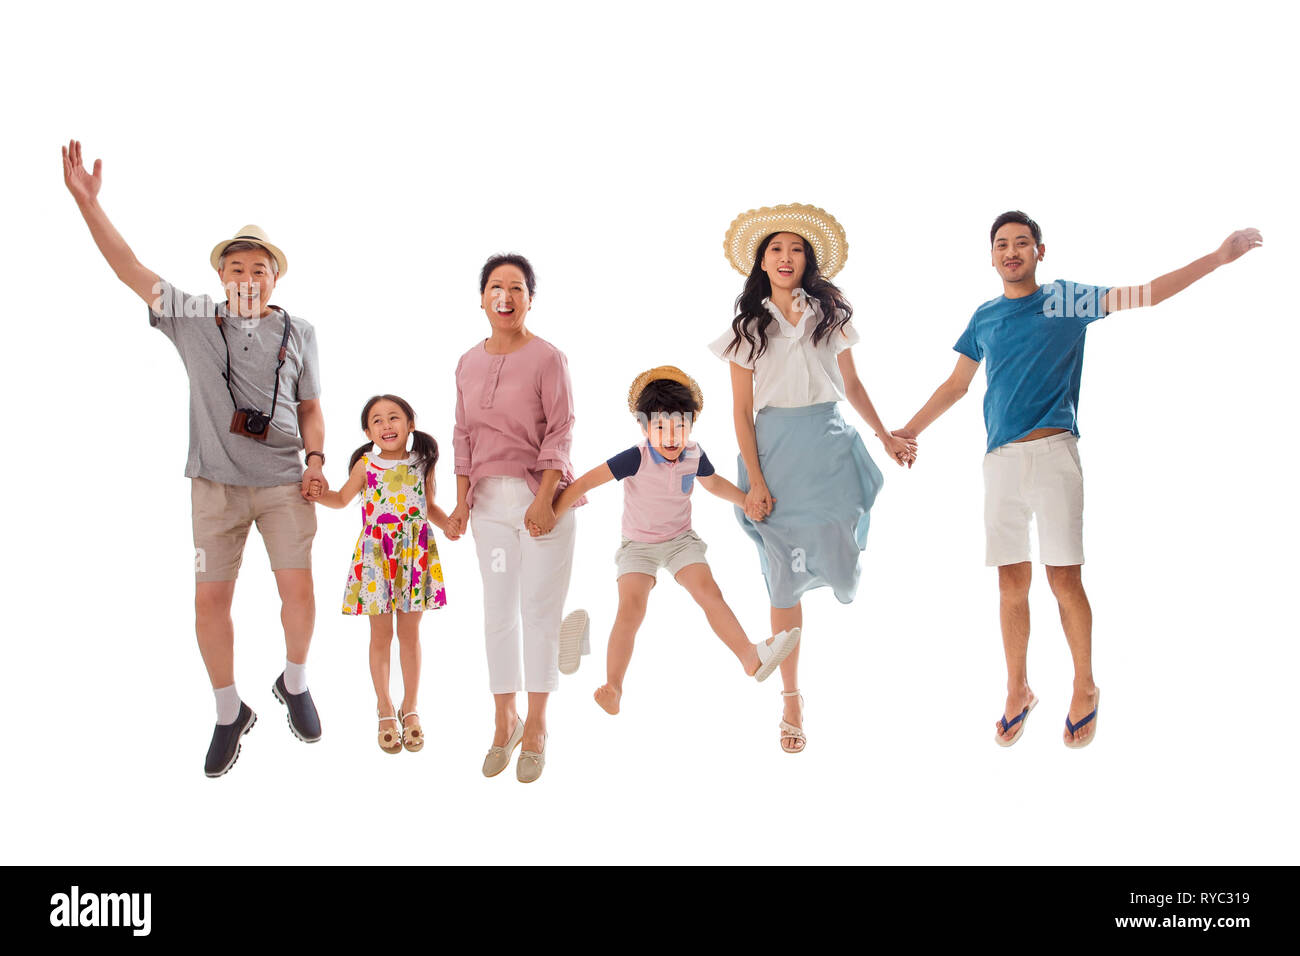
[
  {"left": 210, "top": 224, "right": 288, "bottom": 277},
  {"left": 627, "top": 366, "right": 704, "bottom": 418},
  {"left": 723, "top": 203, "right": 848, "bottom": 279}
]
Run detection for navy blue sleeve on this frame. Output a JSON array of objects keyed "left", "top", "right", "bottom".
[
  {"left": 696, "top": 450, "right": 715, "bottom": 477},
  {"left": 606, "top": 447, "right": 642, "bottom": 481}
]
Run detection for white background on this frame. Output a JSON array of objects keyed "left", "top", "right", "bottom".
[{"left": 3, "top": 0, "right": 1295, "bottom": 865}]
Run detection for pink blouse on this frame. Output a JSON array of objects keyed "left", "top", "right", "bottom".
[{"left": 453, "top": 336, "right": 586, "bottom": 510}]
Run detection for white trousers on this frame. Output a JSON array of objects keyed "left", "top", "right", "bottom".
[{"left": 471, "top": 476, "right": 577, "bottom": 694}]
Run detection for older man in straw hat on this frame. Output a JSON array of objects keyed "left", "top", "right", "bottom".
[{"left": 63, "top": 139, "right": 327, "bottom": 777}]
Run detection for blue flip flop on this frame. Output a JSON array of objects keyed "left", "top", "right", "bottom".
[
  {"left": 994, "top": 695, "right": 1038, "bottom": 747},
  {"left": 1064, "top": 688, "right": 1100, "bottom": 749}
]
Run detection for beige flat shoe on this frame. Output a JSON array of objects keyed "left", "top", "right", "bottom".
[
  {"left": 399, "top": 709, "right": 424, "bottom": 753},
  {"left": 378, "top": 713, "right": 402, "bottom": 755},
  {"left": 517, "top": 732, "right": 548, "bottom": 783},
  {"left": 779, "top": 690, "right": 806, "bottom": 754},
  {"left": 482, "top": 717, "right": 525, "bottom": 777}
]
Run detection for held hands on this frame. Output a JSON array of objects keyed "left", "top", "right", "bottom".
[
  {"left": 525, "top": 495, "right": 557, "bottom": 538},
  {"left": 61, "top": 139, "right": 101, "bottom": 205},
  {"left": 434, "top": 511, "right": 463, "bottom": 542},
  {"left": 882, "top": 429, "right": 918, "bottom": 468},
  {"left": 744, "top": 481, "right": 775, "bottom": 522},
  {"left": 1216, "top": 228, "right": 1263, "bottom": 266},
  {"left": 447, "top": 503, "right": 470, "bottom": 539},
  {"left": 302, "top": 467, "right": 328, "bottom": 501}
]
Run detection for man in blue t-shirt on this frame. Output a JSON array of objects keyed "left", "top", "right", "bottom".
[{"left": 895, "top": 211, "right": 1262, "bottom": 749}]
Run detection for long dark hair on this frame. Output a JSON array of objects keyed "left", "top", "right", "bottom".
[
  {"left": 348, "top": 394, "right": 439, "bottom": 487},
  {"left": 723, "top": 232, "right": 853, "bottom": 365}
]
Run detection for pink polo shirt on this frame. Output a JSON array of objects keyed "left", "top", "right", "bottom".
[
  {"left": 453, "top": 336, "right": 585, "bottom": 509},
  {"left": 607, "top": 441, "right": 715, "bottom": 543}
]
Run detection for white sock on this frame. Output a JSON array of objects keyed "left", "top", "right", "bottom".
[
  {"left": 284, "top": 659, "right": 308, "bottom": 695},
  {"left": 214, "top": 684, "right": 241, "bottom": 725}
]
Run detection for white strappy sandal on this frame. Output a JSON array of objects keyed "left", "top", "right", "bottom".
[{"left": 779, "top": 690, "right": 806, "bottom": 754}]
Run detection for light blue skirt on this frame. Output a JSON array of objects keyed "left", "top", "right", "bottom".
[{"left": 735, "top": 402, "right": 884, "bottom": 608}]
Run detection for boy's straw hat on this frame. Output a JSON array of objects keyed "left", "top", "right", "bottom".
[
  {"left": 210, "top": 224, "right": 288, "bottom": 277},
  {"left": 723, "top": 203, "right": 848, "bottom": 279},
  {"left": 628, "top": 366, "right": 704, "bottom": 418}
]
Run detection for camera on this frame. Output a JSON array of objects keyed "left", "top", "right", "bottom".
[{"left": 230, "top": 408, "right": 272, "bottom": 441}]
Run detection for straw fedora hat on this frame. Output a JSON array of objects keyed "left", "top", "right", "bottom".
[
  {"left": 210, "top": 224, "right": 288, "bottom": 277},
  {"left": 627, "top": 366, "right": 704, "bottom": 418},
  {"left": 723, "top": 203, "right": 848, "bottom": 279}
]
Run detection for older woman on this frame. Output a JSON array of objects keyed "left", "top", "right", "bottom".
[{"left": 448, "top": 253, "right": 587, "bottom": 783}]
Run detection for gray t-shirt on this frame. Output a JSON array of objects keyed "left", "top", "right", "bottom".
[{"left": 149, "top": 279, "right": 321, "bottom": 486}]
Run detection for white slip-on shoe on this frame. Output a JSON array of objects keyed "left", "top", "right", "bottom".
[
  {"left": 754, "top": 627, "right": 801, "bottom": 682},
  {"left": 558, "top": 609, "right": 591, "bottom": 675}
]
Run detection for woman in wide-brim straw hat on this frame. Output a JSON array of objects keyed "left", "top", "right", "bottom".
[{"left": 709, "top": 203, "right": 916, "bottom": 753}]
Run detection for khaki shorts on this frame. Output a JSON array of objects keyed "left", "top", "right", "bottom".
[
  {"left": 983, "top": 431, "right": 1084, "bottom": 567},
  {"left": 192, "top": 477, "right": 317, "bottom": 582},
  {"left": 614, "top": 530, "right": 709, "bottom": 582}
]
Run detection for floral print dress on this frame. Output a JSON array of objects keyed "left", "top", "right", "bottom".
[{"left": 342, "top": 454, "right": 447, "bottom": 615}]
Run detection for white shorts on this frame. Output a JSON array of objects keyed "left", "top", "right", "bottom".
[{"left": 982, "top": 431, "right": 1085, "bottom": 567}]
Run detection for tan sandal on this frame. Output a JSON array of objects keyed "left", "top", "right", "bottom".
[
  {"left": 779, "top": 690, "right": 806, "bottom": 754},
  {"left": 399, "top": 709, "right": 424, "bottom": 753},
  {"left": 378, "top": 713, "right": 402, "bottom": 755}
]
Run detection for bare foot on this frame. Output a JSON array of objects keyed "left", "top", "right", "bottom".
[
  {"left": 594, "top": 684, "right": 621, "bottom": 715},
  {"left": 1064, "top": 684, "right": 1100, "bottom": 746},
  {"left": 995, "top": 686, "right": 1037, "bottom": 744}
]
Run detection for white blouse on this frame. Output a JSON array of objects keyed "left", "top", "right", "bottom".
[{"left": 709, "top": 288, "right": 860, "bottom": 412}]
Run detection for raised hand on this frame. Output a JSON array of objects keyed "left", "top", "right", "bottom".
[
  {"left": 1217, "top": 228, "right": 1263, "bottom": 266},
  {"left": 61, "top": 139, "right": 102, "bottom": 205}
]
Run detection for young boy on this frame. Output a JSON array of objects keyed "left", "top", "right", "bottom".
[{"left": 552, "top": 366, "right": 800, "bottom": 714}]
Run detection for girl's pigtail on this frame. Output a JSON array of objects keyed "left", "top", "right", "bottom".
[
  {"left": 348, "top": 443, "right": 373, "bottom": 474},
  {"left": 410, "top": 430, "right": 440, "bottom": 487}
]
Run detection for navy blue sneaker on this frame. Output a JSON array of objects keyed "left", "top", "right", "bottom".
[
  {"left": 204, "top": 702, "right": 257, "bottom": 778},
  {"left": 272, "top": 673, "right": 322, "bottom": 743}
]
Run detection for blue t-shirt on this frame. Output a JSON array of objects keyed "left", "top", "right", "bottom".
[{"left": 954, "top": 280, "right": 1110, "bottom": 453}]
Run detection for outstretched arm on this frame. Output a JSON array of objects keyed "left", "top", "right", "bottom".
[
  {"left": 1103, "top": 228, "right": 1263, "bottom": 313},
  {"left": 697, "top": 473, "right": 746, "bottom": 508},
  {"left": 61, "top": 139, "right": 160, "bottom": 305},
  {"left": 838, "top": 348, "right": 917, "bottom": 467},
  {"left": 317, "top": 458, "right": 367, "bottom": 509},
  {"left": 553, "top": 462, "right": 615, "bottom": 518},
  {"left": 892, "top": 354, "right": 981, "bottom": 466}
]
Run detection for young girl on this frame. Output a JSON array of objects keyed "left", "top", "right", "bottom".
[
  {"left": 317, "top": 395, "right": 459, "bottom": 754},
  {"left": 711, "top": 204, "right": 916, "bottom": 753}
]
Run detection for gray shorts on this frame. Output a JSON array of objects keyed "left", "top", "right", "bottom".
[{"left": 614, "top": 530, "right": 709, "bottom": 581}]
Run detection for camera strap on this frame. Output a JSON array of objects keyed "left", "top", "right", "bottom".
[{"left": 216, "top": 306, "right": 293, "bottom": 419}]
